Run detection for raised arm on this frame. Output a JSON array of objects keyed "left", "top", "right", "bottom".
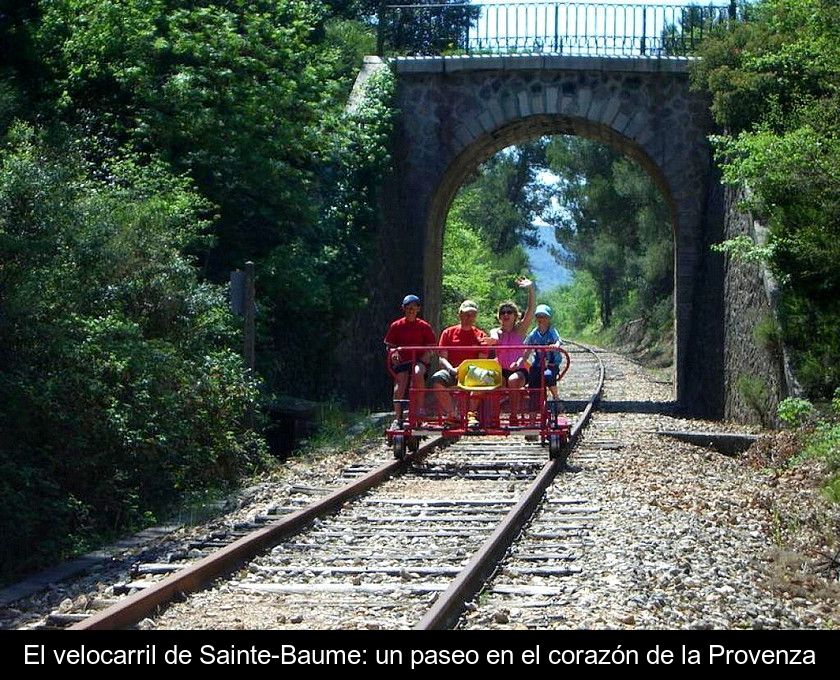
[{"left": 514, "top": 277, "right": 536, "bottom": 336}]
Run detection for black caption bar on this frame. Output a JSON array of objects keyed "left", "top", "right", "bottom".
[{"left": 10, "top": 631, "right": 833, "bottom": 670}]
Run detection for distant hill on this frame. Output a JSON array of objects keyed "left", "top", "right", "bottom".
[{"left": 526, "top": 243, "right": 571, "bottom": 291}]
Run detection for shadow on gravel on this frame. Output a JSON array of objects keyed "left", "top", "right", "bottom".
[{"left": 597, "top": 400, "right": 677, "bottom": 414}]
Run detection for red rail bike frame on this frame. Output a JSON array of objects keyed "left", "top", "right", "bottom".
[{"left": 385, "top": 344, "right": 571, "bottom": 444}]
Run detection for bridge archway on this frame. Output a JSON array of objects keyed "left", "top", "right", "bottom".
[
  {"left": 394, "top": 56, "right": 714, "bottom": 406},
  {"left": 350, "top": 55, "right": 724, "bottom": 415}
]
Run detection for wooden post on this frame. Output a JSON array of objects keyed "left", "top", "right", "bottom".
[
  {"left": 243, "top": 261, "right": 256, "bottom": 374},
  {"left": 231, "top": 264, "right": 256, "bottom": 425}
]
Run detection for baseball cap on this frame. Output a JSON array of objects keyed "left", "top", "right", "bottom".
[
  {"left": 458, "top": 300, "right": 478, "bottom": 313},
  {"left": 535, "top": 304, "right": 552, "bottom": 318},
  {"left": 402, "top": 294, "right": 420, "bottom": 306}
]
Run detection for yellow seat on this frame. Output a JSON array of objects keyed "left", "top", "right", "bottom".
[{"left": 456, "top": 359, "right": 503, "bottom": 391}]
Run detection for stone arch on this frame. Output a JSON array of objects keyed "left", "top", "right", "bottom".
[
  {"left": 343, "top": 57, "right": 721, "bottom": 414},
  {"left": 385, "top": 59, "right": 714, "bottom": 407}
]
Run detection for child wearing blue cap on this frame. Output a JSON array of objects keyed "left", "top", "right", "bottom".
[{"left": 522, "top": 303, "right": 562, "bottom": 401}]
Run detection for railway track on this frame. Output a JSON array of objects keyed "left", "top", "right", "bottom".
[
  {"left": 8, "top": 344, "right": 602, "bottom": 630},
  {"left": 13, "top": 345, "right": 828, "bottom": 630},
  {"left": 457, "top": 421, "right": 622, "bottom": 629},
  {"left": 149, "top": 344, "right": 604, "bottom": 630}
]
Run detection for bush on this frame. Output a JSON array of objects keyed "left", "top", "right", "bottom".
[
  {"left": 799, "top": 422, "right": 840, "bottom": 503},
  {"left": 0, "top": 124, "right": 267, "bottom": 578},
  {"left": 777, "top": 397, "right": 814, "bottom": 428}
]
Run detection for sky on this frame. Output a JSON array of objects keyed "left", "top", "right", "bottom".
[{"left": 466, "top": 0, "right": 733, "bottom": 56}]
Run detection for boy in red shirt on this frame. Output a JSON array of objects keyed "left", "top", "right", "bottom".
[{"left": 384, "top": 294, "right": 436, "bottom": 427}]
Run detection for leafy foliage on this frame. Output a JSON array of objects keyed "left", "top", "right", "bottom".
[
  {"left": 795, "top": 420, "right": 840, "bottom": 503},
  {"left": 324, "top": 18, "right": 378, "bottom": 91},
  {"left": 692, "top": 0, "right": 840, "bottom": 398},
  {"left": 661, "top": 4, "right": 734, "bottom": 57},
  {"left": 0, "top": 124, "right": 266, "bottom": 577},
  {"left": 33, "top": 0, "right": 340, "bottom": 276},
  {"left": 541, "top": 271, "right": 602, "bottom": 340},
  {"left": 691, "top": 0, "right": 837, "bottom": 135},
  {"left": 380, "top": 1, "right": 481, "bottom": 56},
  {"left": 778, "top": 397, "right": 815, "bottom": 428},
  {"left": 0, "top": 0, "right": 393, "bottom": 580},
  {"left": 441, "top": 197, "right": 530, "bottom": 329},
  {"left": 457, "top": 142, "right": 546, "bottom": 255},
  {"left": 544, "top": 137, "right": 673, "bottom": 329},
  {"left": 5, "top": 0, "right": 385, "bottom": 392},
  {"left": 710, "top": 233, "right": 773, "bottom": 264},
  {"left": 261, "top": 67, "right": 397, "bottom": 394},
  {"left": 322, "top": 1, "right": 380, "bottom": 22}
]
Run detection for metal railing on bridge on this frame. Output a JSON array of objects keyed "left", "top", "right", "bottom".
[{"left": 377, "top": 1, "right": 739, "bottom": 58}]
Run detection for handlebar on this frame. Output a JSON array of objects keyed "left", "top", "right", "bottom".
[{"left": 385, "top": 344, "right": 571, "bottom": 380}]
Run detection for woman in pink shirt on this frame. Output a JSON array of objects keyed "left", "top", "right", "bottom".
[{"left": 485, "top": 277, "right": 535, "bottom": 425}]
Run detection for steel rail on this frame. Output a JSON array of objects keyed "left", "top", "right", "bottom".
[
  {"left": 416, "top": 341, "right": 604, "bottom": 629},
  {"left": 70, "top": 437, "right": 444, "bottom": 630}
]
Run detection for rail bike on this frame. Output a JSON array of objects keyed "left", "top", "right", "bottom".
[{"left": 386, "top": 344, "right": 571, "bottom": 461}]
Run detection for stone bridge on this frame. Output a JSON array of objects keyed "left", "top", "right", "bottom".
[{"left": 346, "top": 54, "right": 728, "bottom": 417}]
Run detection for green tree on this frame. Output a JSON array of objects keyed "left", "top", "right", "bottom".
[
  {"left": 544, "top": 137, "right": 672, "bottom": 328},
  {"left": 32, "top": 0, "right": 344, "bottom": 275},
  {"left": 692, "top": 0, "right": 840, "bottom": 396},
  {"left": 441, "top": 214, "right": 506, "bottom": 328},
  {"left": 379, "top": 0, "right": 481, "bottom": 55},
  {"left": 441, "top": 143, "right": 542, "bottom": 329},
  {"left": 457, "top": 141, "right": 547, "bottom": 254},
  {"left": 0, "top": 0, "right": 398, "bottom": 579},
  {"left": 260, "top": 68, "right": 396, "bottom": 395},
  {"left": 541, "top": 271, "right": 602, "bottom": 339},
  {"left": 441, "top": 199, "right": 530, "bottom": 329},
  {"left": 24, "top": 0, "right": 386, "bottom": 399},
  {"left": 660, "top": 3, "right": 734, "bottom": 56},
  {"left": 0, "top": 124, "right": 266, "bottom": 577},
  {"left": 322, "top": 1, "right": 380, "bottom": 22}
]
